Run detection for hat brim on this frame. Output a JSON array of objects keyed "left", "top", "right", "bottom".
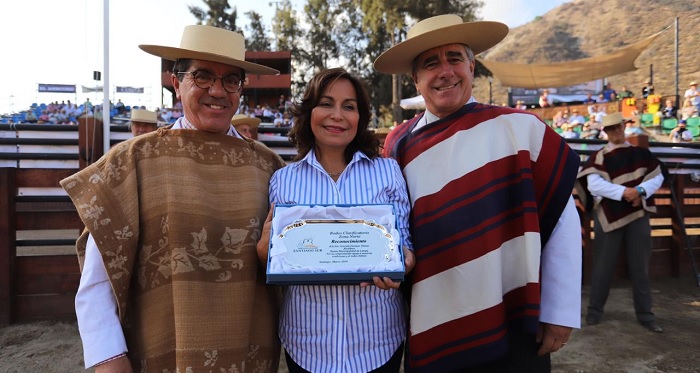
[
  {"left": 131, "top": 118, "right": 158, "bottom": 124},
  {"left": 374, "top": 21, "right": 508, "bottom": 74},
  {"left": 231, "top": 116, "right": 261, "bottom": 129},
  {"left": 139, "top": 45, "right": 279, "bottom": 75}
]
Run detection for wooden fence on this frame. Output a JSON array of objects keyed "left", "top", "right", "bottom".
[{"left": 1, "top": 123, "right": 699, "bottom": 325}]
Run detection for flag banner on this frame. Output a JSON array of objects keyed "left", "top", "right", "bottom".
[
  {"left": 82, "top": 85, "right": 104, "bottom": 93},
  {"left": 38, "top": 84, "right": 76, "bottom": 93},
  {"left": 116, "top": 86, "right": 144, "bottom": 93}
]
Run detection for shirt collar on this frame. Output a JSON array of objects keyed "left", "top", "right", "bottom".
[
  {"left": 416, "top": 96, "right": 478, "bottom": 129},
  {"left": 172, "top": 116, "right": 240, "bottom": 138},
  {"left": 297, "top": 148, "right": 372, "bottom": 172}
]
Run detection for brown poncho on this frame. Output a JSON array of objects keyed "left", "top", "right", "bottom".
[{"left": 62, "top": 128, "right": 284, "bottom": 372}]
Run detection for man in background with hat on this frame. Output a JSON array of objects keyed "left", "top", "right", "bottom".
[
  {"left": 61, "top": 25, "right": 284, "bottom": 372},
  {"left": 128, "top": 108, "right": 158, "bottom": 137},
  {"left": 577, "top": 111, "right": 664, "bottom": 334},
  {"left": 684, "top": 81, "right": 700, "bottom": 114},
  {"left": 230, "top": 113, "right": 260, "bottom": 138},
  {"left": 375, "top": 14, "right": 582, "bottom": 372}
]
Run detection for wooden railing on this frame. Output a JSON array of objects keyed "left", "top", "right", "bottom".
[{"left": 1, "top": 123, "right": 699, "bottom": 324}]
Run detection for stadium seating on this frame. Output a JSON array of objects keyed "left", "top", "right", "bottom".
[
  {"left": 686, "top": 117, "right": 700, "bottom": 128},
  {"left": 640, "top": 113, "right": 655, "bottom": 127},
  {"left": 662, "top": 118, "right": 678, "bottom": 133}
]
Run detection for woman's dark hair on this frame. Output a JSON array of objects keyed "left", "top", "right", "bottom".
[{"left": 288, "top": 67, "right": 378, "bottom": 163}]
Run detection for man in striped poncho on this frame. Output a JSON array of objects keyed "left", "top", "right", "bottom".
[{"left": 374, "top": 15, "right": 582, "bottom": 373}]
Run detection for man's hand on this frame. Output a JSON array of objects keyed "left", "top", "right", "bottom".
[
  {"left": 95, "top": 355, "right": 132, "bottom": 373},
  {"left": 622, "top": 187, "right": 641, "bottom": 206},
  {"left": 256, "top": 204, "right": 274, "bottom": 266},
  {"left": 536, "top": 323, "right": 572, "bottom": 356}
]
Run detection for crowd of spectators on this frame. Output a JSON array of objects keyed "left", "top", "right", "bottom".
[
  {"left": 527, "top": 80, "right": 700, "bottom": 142},
  {"left": 236, "top": 94, "right": 294, "bottom": 127},
  {"left": 1, "top": 99, "right": 153, "bottom": 125}
]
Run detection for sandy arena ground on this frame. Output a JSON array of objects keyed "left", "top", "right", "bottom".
[{"left": 1, "top": 277, "right": 699, "bottom": 372}]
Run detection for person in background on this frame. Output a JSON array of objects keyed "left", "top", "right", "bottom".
[
  {"left": 680, "top": 97, "right": 699, "bottom": 120},
  {"left": 569, "top": 108, "right": 586, "bottom": 125},
  {"left": 684, "top": 81, "right": 700, "bottom": 113},
  {"left": 618, "top": 85, "right": 634, "bottom": 99},
  {"left": 128, "top": 108, "right": 158, "bottom": 137},
  {"left": 539, "top": 89, "right": 552, "bottom": 107},
  {"left": 577, "top": 111, "right": 665, "bottom": 334},
  {"left": 602, "top": 82, "right": 617, "bottom": 101},
  {"left": 375, "top": 14, "right": 581, "bottom": 373},
  {"left": 623, "top": 117, "right": 644, "bottom": 137},
  {"left": 257, "top": 67, "right": 415, "bottom": 373},
  {"left": 583, "top": 92, "right": 596, "bottom": 104},
  {"left": 660, "top": 99, "right": 679, "bottom": 120},
  {"left": 561, "top": 123, "right": 579, "bottom": 139},
  {"left": 669, "top": 119, "right": 693, "bottom": 143},
  {"left": 62, "top": 25, "right": 284, "bottom": 372},
  {"left": 230, "top": 113, "right": 260, "bottom": 138},
  {"left": 641, "top": 80, "right": 653, "bottom": 99}
]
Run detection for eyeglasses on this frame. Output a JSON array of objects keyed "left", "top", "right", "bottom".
[{"left": 176, "top": 70, "right": 243, "bottom": 93}]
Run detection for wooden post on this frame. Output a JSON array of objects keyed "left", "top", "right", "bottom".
[
  {"left": 669, "top": 174, "right": 686, "bottom": 278},
  {"left": 0, "top": 168, "right": 17, "bottom": 324},
  {"left": 78, "top": 115, "right": 104, "bottom": 169},
  {"left": 627, "top": 134, "right": 649, "bottom": 148}
]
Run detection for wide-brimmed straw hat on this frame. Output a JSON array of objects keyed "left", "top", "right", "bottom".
[
  {"left": 139, "top": 25, "right": 279, "bottom": 75},
  {"left": 230, "top": 114, "right": 261, "bottom": 129},
  {"left": 602, "top": 112, "right": 627, "bottom": 127},
  {"left": 374, "top": 14, "right": 508, "bottom": 74},
  {"left": 130, "top": 109, "right": 157, "bottom": 124},
  {"left": 690, "top": 81, "right": 698, "bottom": 86}
]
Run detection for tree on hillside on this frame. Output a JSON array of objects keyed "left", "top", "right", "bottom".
[
  {"left": 245, "top": 11, "right": 271, "bottom": 51},
  {"left": 189, "top": 0, "right": 241, "bottom": 33},
  {"left": 301, "top": 0, "right": 340, "bottom": 72},
  {"left": 359, "top": 0, "right": 483, "bottom": 124},
  {"left": 271, "top": 0, "right": 305, "bottom": 95},
  {"left": 271, "top": 0, "right": 301, "bottom": 53}
]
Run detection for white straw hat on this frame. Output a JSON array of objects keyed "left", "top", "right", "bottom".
[
  {"left": 374, "top": 15, "right": 508, "bottom": 74},
  {"left": 130, "top": 109, "right": 157, "bottom": 124},
  {"left": 230, "top": 114, "right": 261, "bottom": 129},
  {"left": 139, "top": 25, "right": 279, "bottom": 75}
]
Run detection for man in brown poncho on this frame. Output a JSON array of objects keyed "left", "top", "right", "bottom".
[{"left": 62, "top": 25, "right": 284, "bottom": 372}]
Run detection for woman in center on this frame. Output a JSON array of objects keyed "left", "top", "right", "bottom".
[{"left": 258, "top": 67, "right": 414, "bottom": 373}]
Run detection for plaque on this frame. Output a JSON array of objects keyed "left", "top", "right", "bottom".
[{"left": 267, "top": 204, "right": 405, "bottom": 285}]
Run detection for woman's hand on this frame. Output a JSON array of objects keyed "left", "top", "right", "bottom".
[{"left": 360, "top": 247, "right": 414, "bottom": 290}]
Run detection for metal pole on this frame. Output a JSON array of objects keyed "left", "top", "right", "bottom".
[
  {"left": 675, "top": 17, "right": 680, "bottom": 105},
  {"left": 102, "top": 0, "right": 111, "bottom": 154}
]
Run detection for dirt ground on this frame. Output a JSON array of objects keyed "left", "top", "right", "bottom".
[
  {"left": 552, "top": 276, "right": 700, "bottom": 373},
  {"left": 1, "top": 276, "right": 699, "bottom": 373}
]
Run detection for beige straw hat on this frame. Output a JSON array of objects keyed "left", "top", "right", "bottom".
[
  {"left": 139, "top": 25, "right": 279, "bottom": 75},
  {"left": 130, "top": 109, "right": 158, "bottom": 124},
  {"left": 374, "top": 15, "right": 508, "bottom": 74},
  {"left": 230, "top": 114, "right": 261, "bottom": 129},
  {"left": 602, "top": 112, "right": 625, "bottom": 127}
]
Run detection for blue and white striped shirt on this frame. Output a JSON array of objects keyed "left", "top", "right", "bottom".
[{"left": 269, "top": 149, "right": 412, "bottom": 373}]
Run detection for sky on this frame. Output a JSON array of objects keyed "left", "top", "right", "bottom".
[{"left": 0, "top": 0, "right": 570, "bottom": 114}]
